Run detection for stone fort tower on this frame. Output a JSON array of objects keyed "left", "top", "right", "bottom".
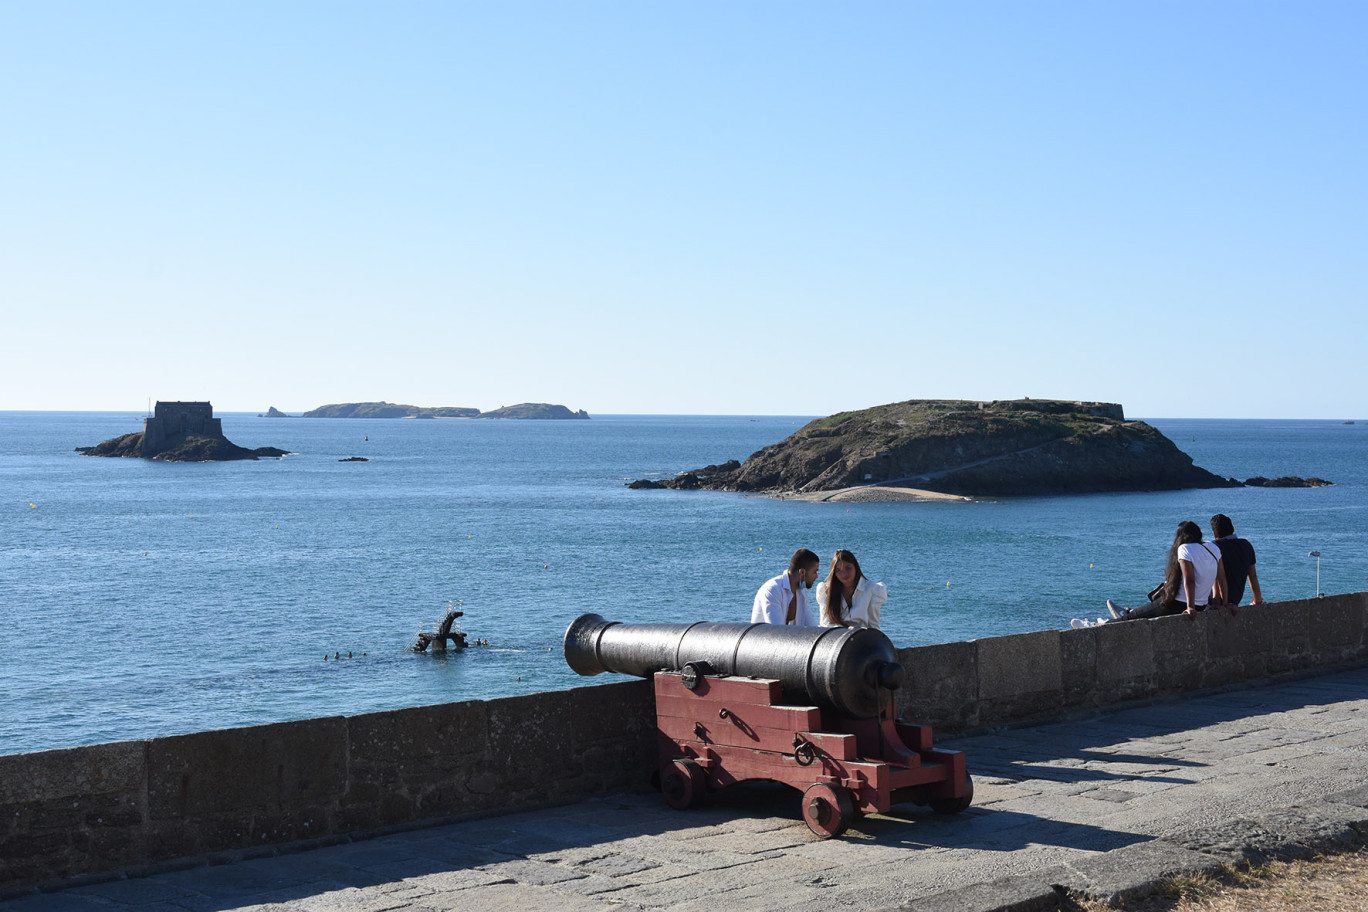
[{"left": 141, "top": 401, "right": 223, "bottom": 457}]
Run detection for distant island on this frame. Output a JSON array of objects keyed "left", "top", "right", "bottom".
[
  {"left": 478, "top": 403, "right": 589, "bottom": 420},
  {"left": 302, "top": 402, "right": 481, "bottom": 419},
  {"left": 77, "top": 402, "right": 290, "bottom": 462},
  {"left": 261, "top": 406, "right": 289, "bottom": 418},
  {"left": 301, "top": 401, "right": 589, "bottom": 420},
  {"left": 628, "top": 399, "right": 1323, "bottom": 499}
]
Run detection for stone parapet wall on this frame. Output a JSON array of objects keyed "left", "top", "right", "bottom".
[
  {"left": 894, "top": 593, "right": 1368, "bottom": 732},
  {"left": 0, "top": 681, "right": 656, "bottom": 893},
  {"left": 3, "top": 593, "right": 1366, "bottom": 893}
]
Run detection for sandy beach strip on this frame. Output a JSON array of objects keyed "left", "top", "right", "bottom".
[{"left": 784, "top": 485, "right": 973, "bottom": 503}]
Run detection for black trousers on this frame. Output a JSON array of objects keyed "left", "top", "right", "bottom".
[{"left": 1121, "top": 600, "right": 1204, "bottom": 620}]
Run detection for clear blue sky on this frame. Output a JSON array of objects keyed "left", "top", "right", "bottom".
[{"left": 3, "top": 1, "right": 1364, "bottom": 417}]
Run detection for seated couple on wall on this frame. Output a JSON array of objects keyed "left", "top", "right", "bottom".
[{"left": 1073, "top": 514, "right": 1263, "bottom": 629}]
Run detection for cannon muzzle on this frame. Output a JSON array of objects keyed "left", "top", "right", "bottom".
[{"left": 563, "top": 614, "right": 905, "bottom": 719}]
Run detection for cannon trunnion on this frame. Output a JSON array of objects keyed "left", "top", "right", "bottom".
[{"left": 564, "top": 614, "right": 972, "bottom": 838}]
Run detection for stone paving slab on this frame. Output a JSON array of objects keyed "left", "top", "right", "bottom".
[
  {"left": 897, "top": 870, "right": 1069, "bottom": 912},
  {"left": 1160, "top": 802, "right": 1368, "bottom": 865},
  {"left": 6, "top": 665, "right": 1368, "bottom": 911},
  {"left": 1053, "top": 841, "right": 1226, "bottom": 907}
]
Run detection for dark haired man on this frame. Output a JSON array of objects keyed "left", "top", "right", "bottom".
[
  {"left": 1211, "top": 514, "right": 1263, "bottom": 606},
  {"left": 751, "top": 548, "right": 821, "bottom": 626}
]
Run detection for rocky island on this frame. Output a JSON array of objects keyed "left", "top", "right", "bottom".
[
  {"left": 631, "top": 399, "right": 1246, "bottom": 499},
  {"left": 303, "top": 402, "right": 481, "bottom": 419},
  {"left": 77, "top": 401, "right": 290, "bottom": 462},
  {"left": 477, "top": 403, "right": 589, "bottom": 419},
  {"left": 302, "top": 401, "right": 589, "bottom": 419}
]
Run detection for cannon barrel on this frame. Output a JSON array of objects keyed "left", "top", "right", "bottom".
[{"left": 563, "top": 614, "right": 905, "bottom": 719}]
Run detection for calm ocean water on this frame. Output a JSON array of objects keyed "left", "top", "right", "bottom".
[{"left": 2, "top": 412, "right": 1365, "bottom": 755}]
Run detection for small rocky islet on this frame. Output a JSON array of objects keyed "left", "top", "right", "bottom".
[
  {"left": 629, "top": 398, "right": 1332, "bottom": 498},
  {"left": 1243, "top": 475, "right": 1333, "bottom": 488}
]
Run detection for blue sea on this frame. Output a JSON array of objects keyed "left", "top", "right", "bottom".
[{"left": 2, "top": 412, "right": 1365, "bottom": 756}]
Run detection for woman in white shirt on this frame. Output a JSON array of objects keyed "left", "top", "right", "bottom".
[
  {"left": 1102, "top": 520, "right": 1228, "bottom": 622},
  {"left": 816, "top": 549, "right": 888, "bottom": 629}
]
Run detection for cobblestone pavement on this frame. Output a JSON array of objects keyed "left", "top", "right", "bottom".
[{"left": 7, "top": 666, "right": 1368, "bottom": 911}]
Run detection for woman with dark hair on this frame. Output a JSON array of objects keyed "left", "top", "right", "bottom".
[
  {"left": 816, "top": 549, "right": 888, "bottom": 629},
  {"left": 1089, "top": 521, "right": 1228, "bottom": 625}
]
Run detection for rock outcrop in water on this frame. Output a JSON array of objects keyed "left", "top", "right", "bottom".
[
  {"left": 635, "top": 399, "right": 1242, "bottom": 497},
  {"left": 76, "top": 401, "right": 290, "bottom": 462}
]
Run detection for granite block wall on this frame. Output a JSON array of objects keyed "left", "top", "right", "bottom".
[
  {"left": 892, "top": 591, "right": 1368, "bottom": 732},
  {"left": 0, "top": 680, "right": 656, "bottom": 893}
]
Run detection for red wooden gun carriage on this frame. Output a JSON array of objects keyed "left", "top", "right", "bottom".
[{"left": 565, "top": 614, "right": 972, "bottom": 838}]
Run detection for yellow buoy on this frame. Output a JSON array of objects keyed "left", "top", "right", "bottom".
[{"left": 30, "top": 503, "right": 36, "bottom": 509}]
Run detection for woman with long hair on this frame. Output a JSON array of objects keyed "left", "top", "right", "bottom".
[
  {"left": 816, "top": 549, "right": 888, "bottom": 629},
  {"left": 1091, "top": 521, "right": 1228, "bottom": 624}
]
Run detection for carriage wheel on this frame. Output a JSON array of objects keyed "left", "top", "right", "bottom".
[
  {"left": 930, "top": 772, "right": 974, "bottom": 814},
  {"left": 661, "top": 758, "right": 707, "bottom": 810},
  {"left": 801, "top": 782, "right": 854, "bottom": 838}
]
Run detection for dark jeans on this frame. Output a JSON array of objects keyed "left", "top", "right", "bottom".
[{"left": 1119, "top": 600, "right": 1203, "bottom": 620}]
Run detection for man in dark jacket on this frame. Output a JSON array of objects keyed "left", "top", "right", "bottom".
[{"left": 1211, "top": 514, "right": 1264, "bottom": 606}]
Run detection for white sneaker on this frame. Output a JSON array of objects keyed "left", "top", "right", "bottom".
[
  {"left": 1106, "top": 599, "right": 1128, "bottom": 619},
  {"left": 1070, "top": 618, "right": 1089, "bottom": 628}
]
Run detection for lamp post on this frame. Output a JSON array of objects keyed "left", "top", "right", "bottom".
[{"left": 1308, "top": 551, "right": 1322, "bottom": 597}]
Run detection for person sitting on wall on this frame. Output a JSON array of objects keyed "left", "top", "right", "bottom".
[
  {"left": 752, "top": 548, "right": 821, "bottom": 626},
  {"left": 816, "top": 549, "right": 888, "bottom": 629},
  {"left": 1073, "top": 521, "right": 1229, "bottom": 627},
  {"left": 1211, "top": 513, "right": 1264, "bottom": 606}
]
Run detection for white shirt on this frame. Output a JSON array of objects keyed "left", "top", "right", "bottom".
[
  {"left": 751, "top": 572, "right": 817, "bottom": 626},
  {"left": 816, "top": 577, "right": 888, "bottom": 629},
  {"left": 1177, "top": 541, "right": 1221, "bottom": 607}
]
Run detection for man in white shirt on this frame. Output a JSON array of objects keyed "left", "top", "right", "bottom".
[{"left": 751, "top": 548, "right": 821, "bottom": 626}]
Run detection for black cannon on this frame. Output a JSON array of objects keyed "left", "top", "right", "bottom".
[{"left": 564, "top": 614, "right": 972, "bottom": 838}]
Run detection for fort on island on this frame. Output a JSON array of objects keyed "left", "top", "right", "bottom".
[
  {"left": 139, "top": 401, "right": 222, "bottom": 456},
  {"left": 75, "top": 400, "right": 289, "bottom": 461}
]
